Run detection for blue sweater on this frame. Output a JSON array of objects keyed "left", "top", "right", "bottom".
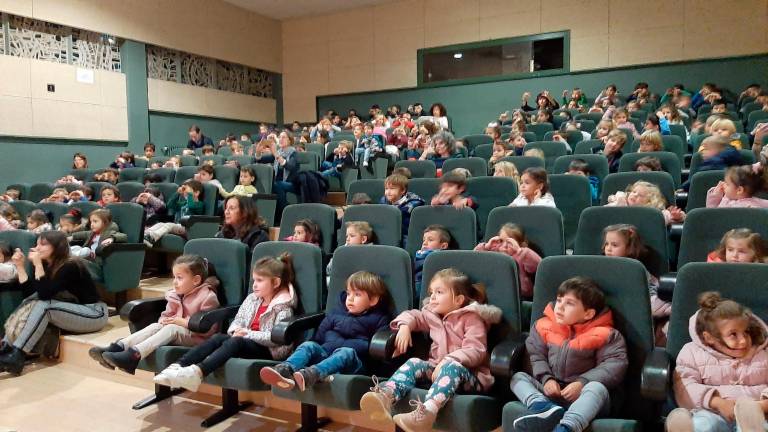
[{"left": 313, "top": 292, "right": 392, "bottom": 358}]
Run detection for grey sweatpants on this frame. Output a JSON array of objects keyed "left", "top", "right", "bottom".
[
  {"left": 8, "top": 296, "right": 108, "bottom": 353},
  {"left": 511, "top": 371, "right": 610, "bottom": 432}
]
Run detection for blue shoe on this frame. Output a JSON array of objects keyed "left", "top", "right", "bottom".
[
  {"left": 513, "top": 402, "right": 564, "bottom": 432},
  {"left": 554, "top": 425, "right": 572, "bottom": 432}
]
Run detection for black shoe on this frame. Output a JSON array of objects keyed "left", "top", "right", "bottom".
[
  {"left": 88, "top": 342, "right": 123, "bottom": 370},
  {"left": 293, "top": 366, "right": 320, "bottom": 392},
  {"left": 0, "top": 340, "right": 11, "bottom": 355},
  {"left": 260, "top": 363, "right": 295, "bottom": 390},
  {"left": 103, "top": 347, "right": 141, "bottom": 375},
  {"left": 0, "top": 347, "right": 26, "bottom": 376}
]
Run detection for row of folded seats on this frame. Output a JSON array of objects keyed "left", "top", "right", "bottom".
[{"left": 119, "top": 237, "right": 768, "bottom": 431}]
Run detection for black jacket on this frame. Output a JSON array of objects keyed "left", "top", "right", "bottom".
[
  {"left": 215, "top": 224, "right": 269, "bottom": 251},
  {"left": 187, "top": 134, "right": 214, "bottom": 149},
  {"left": 21, "top": 261, "right": 100, "bottom": 304}
]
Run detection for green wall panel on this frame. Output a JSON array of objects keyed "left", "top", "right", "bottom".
[
  {"left": 122, "top": 40, "right": 150, "bottom": 152},
  {"left": 148, "top": 112, "right": 259, "bottom": 152}
]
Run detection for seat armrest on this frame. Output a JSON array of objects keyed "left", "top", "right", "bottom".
[
  {"left": 674, "top": 191, "right": 688, "bottom": 209},
  {"left": 669, "top": 223, "right": 683, "bottom": 240},
  {"left": 252, "top": 193, "right": 278, "bottom": 200},
  {"left": 97, "top": 242, "right": 146, "bottom": 258},
  {"left": 188, "top": 305, "right": 240, "bottom": 333},
  {"left": 370, "top": 329, "right": 397, "bottom": 360},
  {"left": 271, "top": 312, "right": 326, "bottom": 345},
  {"left": 180, "top": 215, "right": 222, "bottom": 228},
  {"left": 641, "top": 347, "right": 671, "bottom": 401},
  {"left": 658, "top": 273, "right": 676, "bottom": 302},
  {"left": 490, "top": 333, "right": 528, "bottom": 378},
  {"left": 119, "top": 297, "right": 167, "bottom": 332}
]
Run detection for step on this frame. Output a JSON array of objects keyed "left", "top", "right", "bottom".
[{"left": 322, "top": 191, "right": 347, "bottom": 207}]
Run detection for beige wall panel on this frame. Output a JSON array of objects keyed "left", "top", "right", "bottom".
[
  {"left": 609, "top": 0, "right": 683, "bottom": 32},
  {"left": 374, "top": 26, "right": 424, "bottom": 62},
  {"left": 609, "top": 27, "right": 683, "bottom": 66},
  {"left": 570, "top": 35, "right": 609, "bottom": 70},
  {"left": 30, "top": 60, "right": 100, "bottom": 104},
  {"left": 97, "top": 70, "right": 127, "bottom": 108},
  {"left": 99, "top": 105, "right": 129, "bottom": 141},
  {"left": 425, "top": 18, "right": 480, "bottom": 48},
  {"left": 282, "top": 16, "right": 329, "bottom": 48},
  {"left": 478, "top": 12, "right": 541, "bottom": 40},
  {"left": 283, "top": 41, "right": 329, "bottom": 75},
  {"left": 683, "top": 0, "right": 768, "bottom": 60},
  {"left": 328, "top": 64, "right": 375, "bottom": 94},
  {"left": 425, "top": 0, "right": 479, "bottom": 24},
  {"left": 480, "top": 0, "right": 541, "bottom": 17},
  {"left": 541, "top": 0, "right": 609, "bottom": 38},
  {"left": 283, "top": 96, "right": 316, "bottom": 123},
  {"left": 325, "top": 7, "right": 375, "bottom": 42},
  {"left": 374, "top": 0, "right": 425, "bottom": 30},
  {"left": 375, "top": 61, "right": 417, "bottom": 90},
  {"left": 684, "top": 0, "right": 767, "bottom": 23},
  {"left": 0, "top": 95, "right": 33, "bottom": 136},
  {"left": 0, "top": 56, "right": 31, "bottom": 98},
  {"left": 31, "top": 98, "right": 101, "bottom": 139},
  {"left": 328, "top": 38, "right": 375, "bottom": 68},
  {"left": 147, "top": 79, "right": 197, "bottom": 114},
  {"left": 282, "top": 69, "right": 329, "bottom": 100},
  {"left": 0, "top": 0, "right": 32, "bottom": 16}
]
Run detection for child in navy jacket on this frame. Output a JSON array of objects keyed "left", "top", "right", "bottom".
[{"left": 260, "top": 271, "right": 392, "bottom": 391}]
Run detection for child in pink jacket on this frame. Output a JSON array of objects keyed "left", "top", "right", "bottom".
[
  {"left": 706, "top": 165, "right": 768, "bottom": 209},
  {"left": 360, "top": 268, "right": 502, "bottom": 431},
  {"left": 666, "top": 291, "right": 768, "bottom": 431},
  {"left": 474, "top": 223, "right": 541, "bottom": 297},
  {"left": 88, "top": 255, "right": 220, "bottom": 375}
]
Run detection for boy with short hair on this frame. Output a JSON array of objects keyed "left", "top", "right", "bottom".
[
  {"left": 429, "top": 171, "right": 478, "bottom": 209},
  {"left": 380, "top": 174, "right": 425, "bottom": 245},
  {"left": 681, "top": 136, "right": 742, "bottom": 191},
  {"left": 260, "top": 271, "right": 392, "bottom": 391},
  {"left": 592, "top": 130, "right": 626, "bottom": 173},
  {"left": 414, "top": 224, "right": 451, "bottom": 299},
  {"left": 141, "top": 142, "right": 156, "bottom": 160},
  {"left": 321, "top": 140, "right": 355, "bottom": 178},
  {"left": 511, "top": 277, "right": 628, "bottom": 432},
  {"left": 566, "top": 159, "right": 599, "bottom": 204},
  {"left": 195, "top": 165, "right": 222, "bottom": 189}
]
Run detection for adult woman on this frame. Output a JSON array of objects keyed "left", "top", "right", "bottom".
[
  {"left": 72, "top": 152, "right": 88, "bottom": 169},
  {"left": 215, "top": 195, "right": 269, "bottom": 251},
  {"left": 428, "top": 103, "right": 449, "bottom": 131},
  {"left": 271, "top": 130, "right": 299, "bottom": 219},
  {"left": 419, "top": 131, "right": 462, "bottom": 171},
  {"left": 0, "top": 231, "right": 108, "bottom": 375}
]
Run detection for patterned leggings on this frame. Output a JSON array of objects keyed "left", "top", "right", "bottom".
[{"left": 382, "top": 357, "right": 483, "bottom": 410}]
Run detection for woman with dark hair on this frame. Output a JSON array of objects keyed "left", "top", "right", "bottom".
[
  {"left": 0, "top": 231, "right": 108, "bottom": 375},
  {"left": 216, "top": 195, "right": 269, "bottom": 251},
  {"left": 72, "top": 152, "right": 88, "bottom": 169},
  {"left": 428, "top": 103, "right": 449, "bottom": 131}
]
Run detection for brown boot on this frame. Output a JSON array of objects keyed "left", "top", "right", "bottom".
[
  {"left": 359, "top": 376, "right": 395, "bottom": 425},
  {"left": 393, "top": 398, "right": 437, "bottom": 432},
  {"left": 665, "top": 408, "right": 693, "bottom": 432},
  {"left": 735, "top": 399, "right": 766, "bottom": 432}
]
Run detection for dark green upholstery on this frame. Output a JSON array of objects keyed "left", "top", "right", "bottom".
[
  {"left": 152, "top": 183, "right": 181, "bottom": 205},
  {"left": 117, "top": 182, "right": 145, "bottom": 202},
  {"left": 0, "top": 231, "right": 36, "bottom": 332},
  {"left": 443, "top": 157, "right": 488, "bottom": 177},
  {"left": 549, "top": 174, "right": 592, "bottom": 250},
  {"left": 148, "top": 156, "right": 169, "bottom": 167},
  {"left": 523, "top": 131, "right": 537, "bottom": 143},
  {"left": 690, "top": 133, "right": 709, "bottom": 153},
  {"left": 407, "top": 178, "right": 440, "bottom": 204},
  {"left": 155, "top": 183, "right": 221, "bottom": 253},
  {"left": 217, "top": 147, "right": 233, "bottom": 157},
  {"left": 173, "top": 166, "right": 197, "bottom": 186},
  {"left": 503, "top": 256, "right": 653, "bottom": 432},
  {"left": 93, "top": 203, "right": 146, "bottom": 294},
  {"left": 618, "top": 151, "right": 681, "bottom": 187},
  {"left": 85, "top": 182, "right": 111, "bottom": 200},
  {"left": 405, "top": 206, "right": 477, "bottom": 257},
  {"left": 306, "top": 143, "right": 324, "bottom": 159},
  {"left": 338, "top": 204, "right": 402, "bottom": 247},
  {"left": 473, "top": 144, "right": 493, "bottom": 161},
  {"left": 574, "top": 139, "right": 603, "bottom": 154},
  {"left": 227, "top": 156, "right": 255, "bottom": 167},
  {"left": 462, "top": 134, "right": 494, "bottom": 154},
  {"left": 9, "top": 200, "right": 36, "bottom": 222},
  {"left": 200, "top": 155, "right": 226, "bottom": 166},
  {"left": 523, "top": 141, "right": 567, "bottom": 172},
  {"left": 36, "top": 202, "right": 69, "bottom": 225},
  {"left": 600, "top": 172, "right": 676, "bottom": 206},
  {"left": 544, "top": 130, "right": 584, "bottom": 147},
  {"left": 747, "top": 109, "right": 768, "bottom": 131},
  {"left": 180, "top": 155, "right": 199, "bottom": 166},
  {"left": 247, "top": 163, "right": 274, "bottom": 194},
  {"left": 359, "top": 158, "right": 389, "bottom": 180},
  {"left": 684, "top": 170, "right": 724, "bottom": 211},
  {"left": 147, "top": 168, "right": 175, "bottom": 183},
  {"left": 575, "top": 119, "right": 595, "bottom": 133},
  {"left": 466, "top": 176, "right": 518, "bottom": 236},
  {"left": 278, "top": 203, "right": 336, "bottom": 255},
  {"left": 576, "top": 113, "right": 603, "bottom": 125},
  {"left": 667, "top": 124, "right": 687, "bottom": 146},
  {"left": 251, "top": 241, "right": 323, "bottom": 313},
  {"left": 272, "top": 245, "right": 413, "bottom": 410},
  {"left": 689, "top": 150, "right": 754, "bottom": 175},
  {"left": 552, "top": 155, "right": 609, "bottom": 193},
  {"left": 214, "top": 166, "right": 238, "bottom": 191},
  {"left": 28, "top": 183, "right": 54, "bottom": 203},
  {"left": 346, "top": 179, "right": 384, "bottom": 203},
  {"left": 526, "top": 123, "right": 554, "bottom": 141},
  {"left": 118, "top": 167, "right": 147, "bottom": 183},
  {"left": 296, "top": 151, "right": 320, "bottom": 172},
  {"left": 393, "top": 160, "right": 436, "bottom": 179},
  {"left": 498, "top": 156, "right": 545, "bottom": 173},
  {"left": 575, "top": 206, "right": 669, "bottom": 275},
  {"left": 677, "top": 208, "right": 768, "bottom": 268},
  {"left": 485, "top": 206, "right": 565, "bottom": 257},
  {"left": 68, "top": 201, "right": 101, "bottom": 217},
  {"left": 69, "top": 169, "right": 99, "bottom": 182}
]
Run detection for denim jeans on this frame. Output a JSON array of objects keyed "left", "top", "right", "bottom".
[
  {"left": 355, "top": 147, "right": 371, "bottom": 165},
  {"left": 510, "top": 372, "right": 610, "bottom": 432},
  {"left": 273, "top": 180, "right": 296, "bottom": 219},
  {"left": 283, "top": 341, "right": 363, "bottom": 379}
]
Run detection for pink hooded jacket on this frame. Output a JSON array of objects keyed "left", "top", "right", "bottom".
[
  {"left": 391, "top": 301, "right": 503, "bottom": 392},
  {"left": 159, "top": 276, "right": 220, "bottom": 343},
  {"left": 473, "top": 242, "right": 541, "bottom": 297},
  {"left": 706, "top": 187, "right": 768, "bottom": 209},
  {"left": 673, "top": 311, "right": 768, "bottom": 410}
]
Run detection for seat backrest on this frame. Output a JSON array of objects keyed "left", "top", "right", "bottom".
[
  {"left": 574, "top": 139, "right": 602, "bottom": 154},
  {"left": 306, "top": 143, "right": 325, "bottom": 159},
  {"left": 70, "top": 169, "right": 99, "bottom": 183},
  {"left": 116, "top": 182, "right": 145, "bottom": 203},
  {"left": 227, "top": 155, "right": 255, "bottom": 168},
  {"left": 499, "top": 156, "right": 545, "bottom": 173},
  {"left": 105, "top": 202, "right": 145, "bottom": 242},
  {"left": 544, "top": 130, "right": 584, "bottom": 147},
  {"left": 174, "top": 166, "right": 198, "bottom": 186},
  {"left": 526, "top": 123, "right": 554, "bottom": 141},
  {"left": 0, "top": 230, "right": 37, "bottom": 274},
  {"left": 422, "top": 250, "right": 522, "bottom": 342},
  {"left": 185, "top": 238, "right": 248, "bottom": 306},
  {"left": 552, "top": 155, "right": 609, "bottom": 183},
  {"left": 466, "top": 176, "right": 518, "bottom": 236},
  {"left": 118, "top": 167, "right": 147, "bottom": 183},
  {"left": 36, "top": 202, "right": 69, "bottom": 225},
  {"left": 199, "top": 155, "right": 225, "bottom": 166},
  {"left": 484, "top": 206, "right": 565, "bottom": 257},
  {"left": 148, "top": 156, "right": 169, "bottom": 167},
  {"left": 600, "top": 171, "right": 676, "bottom": 206},
  {"left": 524, "top": 141, "right": 567, "bottom": 171},
  {"left": 9, "top": 200, "right": 36, "bottom": 222},
  {"left": 346, "top": 179, "right": 384, "bottom": 204},
  {"left": 393, "top": 160, "right": 437, "bottom": 179},
  {"left": 461, "top": 134, "right": 494, "bottom": 153},
  {"left": 329, "top": 245, "right": 413, "bottom": 313},
  {"left": 147, "top": 168, "right": 175, "bottom": 183},
  {"left": 278, "top": 203, "right": 336, "bottom": 255},
  {"left": 685, "top": 170, "right": 724, "bottom": 211},
  {"left": 660, "top": 135, "right": 685, "bottom": 164},
  {"left": 667, "top": 263, "right": 768, "bottom": 359},
  {"left": 84, "top": 182, "right": 111, "bottom": 201},
  {"left": 200, "top": 183, "right": 218, "bottom": 216},
  {"left": 747, "top": 109, "right": 768, "bottom": 130},
  {"left": 295, "top": 151, "right": 320, "bottom": 172},
  {"left": 405, "top": 206, "right": 477, "bottom": 257},
  {"left": 690, "top": 133, "right": 709, "bottom": 153},
  {"left": 247, "top": 163, "right": 274, "bottom": 194},
  {"left": 339, "top": 204, "right": 402, "bottom": 247},
  {"left": 473, "top": 144, "right": 493, "bottom": 161},
  {"left": 522, "top": 131, "right": 537, "bottom": 143},
  {"left": 549, "top": 174, "right": 591, "bottom": 250},
  {"left": 28, "top": 183, "right": 54, "bottom": 203},
  {"left": 442, "top": 157, "right": 488, "bottom": 178},
  {"left": 678, "top": 208, "right": 768, "bottom": 267},
  {"left": 69, "top": 201, "right": 101, "bottom": 217},
  {"left": 531, "top": 256, "right": 654, "bottom": 420},
  {"left": 251, "top": 241, "right": 323, "bottom": 314},
  {"left": 576, "top": 119, "right": 595, "bottom": 133},
  {"left": 180, "top": 155, "right": 199, "bottom": 167},
  {"left": 575, "top": 206, "right": 669, "bottom": 275},
  {"left": 575, "top": 112, "right": 603, "bottom": 125},
  {"left": 689, "top": 150, "right": 754, "bottom": 175},
  {"left": 217, "top": 146, "right": 233, "bottom": 157},
  {"left": 407, "top": 178, "right": 440, "bottom": 203},
  {"left": 214, "top": 165, "right": 239, "bottom": 191},
  {"left": 668, "top": 124, "right": 687, "bottom": 145},
  {"left": 618, "top": 151, "right": 681, "bottom": 187}
]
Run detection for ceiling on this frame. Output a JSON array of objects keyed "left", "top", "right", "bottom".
[{"left": 223, "top": 0, "right": 392, "bottom": 20}]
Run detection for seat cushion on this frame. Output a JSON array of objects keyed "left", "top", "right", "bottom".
[
  {"left": 398, "top": 388, "right": 501, "bottom": 432},
  {"left": 156, "top": 234, "right": 186, "bottom": 253},
  {"left": 502, "top": 401, "right": 641, "bottom": 432},
  {"left": 272, "top": 374, "right": 374, "bottom": 410}
]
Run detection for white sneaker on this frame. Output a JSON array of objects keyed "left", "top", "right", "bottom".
[
  {"left": 153, "top": 364, "right": 181, "bottom": 387},
  {"left": 173, "top": 366, "right": 203, "bottom": 392},
  {"left": 363, "top": 161, "right": 369, "bottom": 167}
]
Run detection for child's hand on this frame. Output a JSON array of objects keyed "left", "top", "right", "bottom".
[
  {"left": 11, "top": 248, "right": 25, "bottom": 268},
  {"left": 543, "top": 379, "right": 561, "bottom": 398},
  {"left": 100, "top": 238, "right": 114, "bottom": 247},
  {"left": 522, "top": 92, "right": 531, "bottom": 101},
  {"left": 232, "top": 328, "right": 249, "bottom": 337},
  {"left": 560, "top": 381, "right": 584, "bottom": 402},
  {"left": 393, "top": 325, "right": 412, "bottom": 357},
  {"left": 667, "top": 206, "right": 685, "bottom": 222},
  {"left": 532, "top": 188, "right": 542, "bottom": 202},
  {"left": 160, "top": 316, "right": 189, "bottom": 328},
  {"left": 715, "top": 181, "right": 726, "bottom": 193},
  {"left": 505, "top": 237, "right": 521, "bottom": 253},
  {"left": 711, "top": 397, "right": 736, "bottom": 421},
  {"left": 452, "top": 197, "right": 468, "bottom": 209}
]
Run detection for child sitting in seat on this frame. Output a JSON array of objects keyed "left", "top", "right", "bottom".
[
  {"left": 94, "top": 168, "right": 119, "bottom": 184},
  {"left": 380, "top": 173, "right": 425, "bottom": 246},
  {"left": 360, "top": 268, "right": 502, "bottom": 431},
  {"left": 218, "top": 166, "right": 258, "bottom": 198},
  {"left": 0, "top": 188, "right": 20, "bottom": 203},
  {"left": 26, "top": 210, "right": 52, "bottom": 234},
  {"left": 489, "top": 142, "right": 514, "bottom": 171},
  {"left": 143, "top": 180, "right": 205, "bottom": 247},
  {"left": 592, "top": 130, "right": 626, "bottom": 173},
  {"left": 510, "top": 167, "right": 556, "bottom": 208},
  {"left": 195, "top": 165, "right": 222, "bottom": 190},
  {"left": 320, "top": 140, "right": 355, "bottom": 179},
  {"left": 110, "top": 151, "right": 135, "bottom": 169},
  {"left": 98, "top": 185, "right": 121, "bottom": 207},
  {"left": 430, "top": 171, "right": 478, "bottom": 210},
  {"left": 637, "top": 131, "right": 663, "bottom": 152},
  {"left": 57, "top": 209, "right": 84, "bottom": 234},
  {"left": 356, "top": 122, "right": 383, "bottom": 169},
  {"left": 681, "top": 135, "right": 743, "bottom": 192},
  {"left": 607, "top": 180, "right": 685, "bottom": 225},
  {"left": 634, "top": 156, "right": 663, "bottom": 172},
  {"left": 260, "top": 271, "right": 392, "bottom": 391},
  {"left": 41, "top": 187, "right": 69, "bottom": 204},
  {"left": 566, "top": 159, "right": 599, "bottom": 204},
  {"left": 474, "top": 223, "right": 541, "bottom": 297},
  {"left": 707, "top": 229, "right": 768, "bottom": 263},
  {"left": 0, "top": 241, "right": 17, "bottom": 283},
  {"left": 284, "top": 219, "right": 320, "bottom": 246},
  {"left": 69, "top": 209, "right": 126, "bottom": 260},
  {"left": 414, "top": 225, "right": 451, "bottom": 300},
  {"left": 706, "top": 165, "right": 768, "bottom": 208},
  {"left": 602, "top": 107, "right": 640, "bottom": 139},
  {"left": 155, "top": 254, "right": 299, "bottom": 392},
  {"left": 131, "top": 186, "right": 166, "bottom": 226},
  {"left": 510, "top": 277, "right": 628, "bottom": 432},
  {"left": 709, "top": 118, "right": 742, "bottom": 150},
  {"left": 665, "top": 292, "right": 768, "bottom": 432},
  {"left": 594, "top": 120, "right": 614, "bottom": 143},
  {"left": 493, "top": 161, "right": 521, "bottom": 184},
  {"left": 507, "top": 131, "right": 527, "bottom": 156},
  {"left": 0, "top": 204, "right": 20, "bottom": 231},
  {"left": 89, "top": 255, "right": 220, "bottom": 374}
]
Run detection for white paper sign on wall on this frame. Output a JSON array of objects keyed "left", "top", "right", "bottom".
[{"left": 76, "top": 68, "right": 95, "bottom": 84}]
